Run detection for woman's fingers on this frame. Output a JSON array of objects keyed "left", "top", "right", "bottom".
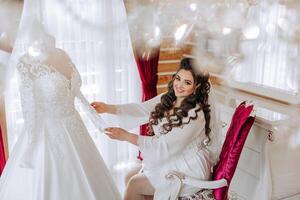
[
  {"left": 105, "top": 132, "right": 114, "bottom": 139},
  {"left": 105, "top": 131, "right": 118, "bottom": 140},
  {"left": 90, "top": 102, "right": 106, "bottom": 113},
  {"left": 90, "top": 102, "right": 99, "bottom": 107},
  {"left": 105, "top": 127, "right": 114, "bottom": 132},
  {"left": 105, "top": 127, "right": 116, "bottom": 136},
  {"left": 104, "top": 127, "right": 123, "bottom": 140}
]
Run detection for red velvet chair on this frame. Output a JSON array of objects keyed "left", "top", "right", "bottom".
[
  {"left": 166, "top": 101, "right": 256, "bottom": 200},
  {"left": 213, "top": 101, "right": 255, "bottom": 200}
]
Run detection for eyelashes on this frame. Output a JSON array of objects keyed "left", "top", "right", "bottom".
[{"left": 175, "top": 75, "right": 192, "bottom": 86}]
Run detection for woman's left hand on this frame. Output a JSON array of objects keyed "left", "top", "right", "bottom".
[
  {"left": 105, "top": 127, "right": 138, "bottom": 145},
  {"left": 105, "top": 127, "right": 129, "bottom": 141}
]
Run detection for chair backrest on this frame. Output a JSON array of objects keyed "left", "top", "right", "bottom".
[{"left": 213, "top": 101, "right": 256, "bottom": 200}]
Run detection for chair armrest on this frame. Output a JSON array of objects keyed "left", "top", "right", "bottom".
[
  {"left": 183, "top": 177, "right": 227, "bottom": 189},
  {"left": 166, "top": 171, "right": 227, "bottom": 190}
]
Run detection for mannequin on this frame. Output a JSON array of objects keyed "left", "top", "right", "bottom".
[{"left": 23, "top": 34, "right": 74, "bottom": 81}]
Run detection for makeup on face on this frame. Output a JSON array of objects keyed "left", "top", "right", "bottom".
[{"left": 173, "top": 69, "right": 195, "bottom": 98}]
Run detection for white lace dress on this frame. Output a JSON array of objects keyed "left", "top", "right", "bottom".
[{"left": 0, "top": 54, "right": 121, "bottom": 200}]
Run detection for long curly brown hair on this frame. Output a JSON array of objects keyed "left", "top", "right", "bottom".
[{"left": 148, "top": 58, "right": 211, "bottom": 143}]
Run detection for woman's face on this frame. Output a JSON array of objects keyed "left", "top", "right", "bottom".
[{"left": 173, "top": 69, "right": 196, "bottom": 99}]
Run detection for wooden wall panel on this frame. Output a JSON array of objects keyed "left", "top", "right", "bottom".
[
  {"left": 160, "top": 49, "right": 183, "bottom": 61},
  {"left": 182, "top": 44, "right": 193, "bottom": 55},
  {"left": 157, "top": 39, "right": 193, "bottom": 92},
  {"left": 157, "top": 86, "right": 168, "bottom": 94},
  {"left": 160, "top": 38, "right": 177, "bottom": 48},
  {"left": 157, "top": 74, "right": 173, "bottom": 85},
  {"left": 157, "top": 36, "right": 220, "bottom": 93},
  {"left": 158, "top": 61, "right": 180, "bottom": 73}
]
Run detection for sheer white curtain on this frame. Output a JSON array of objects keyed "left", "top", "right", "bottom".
[
  {"left": 5, "top": 0, "right": 141, "bottom": 193},
  {"left": 232, "top": 2, "right": 299, "bottom": 95}
]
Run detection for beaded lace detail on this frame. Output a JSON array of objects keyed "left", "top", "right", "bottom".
[{"left": 16, "top": 54, "right": 105, "bottom": 167}]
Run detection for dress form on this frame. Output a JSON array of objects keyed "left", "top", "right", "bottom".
[{"left": 25, "top": 35, "right": 74, "bottom": 81}]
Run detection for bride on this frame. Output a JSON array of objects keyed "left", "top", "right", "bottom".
[{"left": 0, "top": 1, "right": 121, "bottom": 200}]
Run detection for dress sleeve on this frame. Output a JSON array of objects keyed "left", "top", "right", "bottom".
[
  {"left": 115, "top": 93, "right": 163, "bottom": 130},
  {"left": 76, "top": 91, "right": 109, "bottom": 132},
  {"left": 138, "top": 110, "right": 205, "bottom": 167},
  {"left": 17, "top": 60, "right": 38, "bottom": 143},
  {"left": 17, "top": 60, "right": 40, "bottom": 168}
]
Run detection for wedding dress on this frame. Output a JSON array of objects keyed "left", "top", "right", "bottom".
[{"left": 0, "top": 48, "right": 121, "bottom": 200}]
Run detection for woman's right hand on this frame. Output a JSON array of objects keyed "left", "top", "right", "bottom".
[{"left": 90, "top": 102, "right": 109, "bottom": 113}]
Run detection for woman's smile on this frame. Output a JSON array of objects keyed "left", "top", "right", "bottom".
[{"left": 175, "top": 86, "right": 185, "bottom": 93}]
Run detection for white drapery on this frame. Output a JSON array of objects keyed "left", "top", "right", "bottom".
[
  {"left": 5, "top": 0, "right": 141, "bottom": 193},
  {"left": 232, "top": 2, "right": 299, "bottom": 95}
]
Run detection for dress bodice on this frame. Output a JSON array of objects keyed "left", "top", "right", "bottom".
[
  {"left": 14, "top": 52, "right": 106, "bottom": 169},
  {"left": 17, "top": 54, "right": 81, "bottom": 118}
]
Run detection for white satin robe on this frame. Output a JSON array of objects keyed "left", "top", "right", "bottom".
[{"left": 116, "top": 94, "right": 214, "bottom": 200}]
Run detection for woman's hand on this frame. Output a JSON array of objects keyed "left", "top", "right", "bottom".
[
  {"left": 90, "top": 102, "right": 107, "bottom": 113},
  {"left": 105, "top": 127, "right": 138, "bottom": 146},
  {"left": 90, "top": 102, "right": 116, "bottom": 114}
]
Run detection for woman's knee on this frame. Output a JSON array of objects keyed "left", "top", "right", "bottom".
[
  {"left": 126, "top": 175, "right": 140, "bottom": 191},
  {"left": 124, "top": 176, "right": 142, "bottom": 200},
  {"left": 124, "top": 164, "right": 142, "bottom": 186},
  {"left": 126, "top": 174, "right": 155, "bottom": 195}
]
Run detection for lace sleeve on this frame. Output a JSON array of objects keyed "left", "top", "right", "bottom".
[
  {"left": 17, "top": 60, "right": 38, "bottom": 144},
  {"left": 76, "top": 91, "right": 109, "bottom": 132},
  {"left": 16, "top": 60, "right": 44, "bottom": 168}
]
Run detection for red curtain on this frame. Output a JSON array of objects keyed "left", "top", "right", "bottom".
[
  {"left": 0, "top": 125, "right": 6, "bottom": 175},
  {"left": 134, "top": 48, "right": 160, "bottom": 160}
]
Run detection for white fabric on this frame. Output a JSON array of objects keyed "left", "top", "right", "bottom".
[
  {"left": 253, "top": 140, "right": 272, "bottom": 200},
  {"left": 115, "top": 94, "right": 219, "bottom": 200},
  {"left": 206, "top": 86, "right": 223, "bottom": 165},
  {"left": 0, "top": 49, "right": 10, "bottom": 94},
  {"left": 232, "top": 2, "right": 299, "bottom": 94},
  {"left": 183, "top": 177, "right": 227, "bottom": 189},
  {"left": 164, "top": 172, "right": 227, "bottom": 200},
  {"left": 0, "top": 50, "right": 10, "bottom": 64},
  {"left": 0, "top": 52, "right": 121, "bottom": 199}
]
